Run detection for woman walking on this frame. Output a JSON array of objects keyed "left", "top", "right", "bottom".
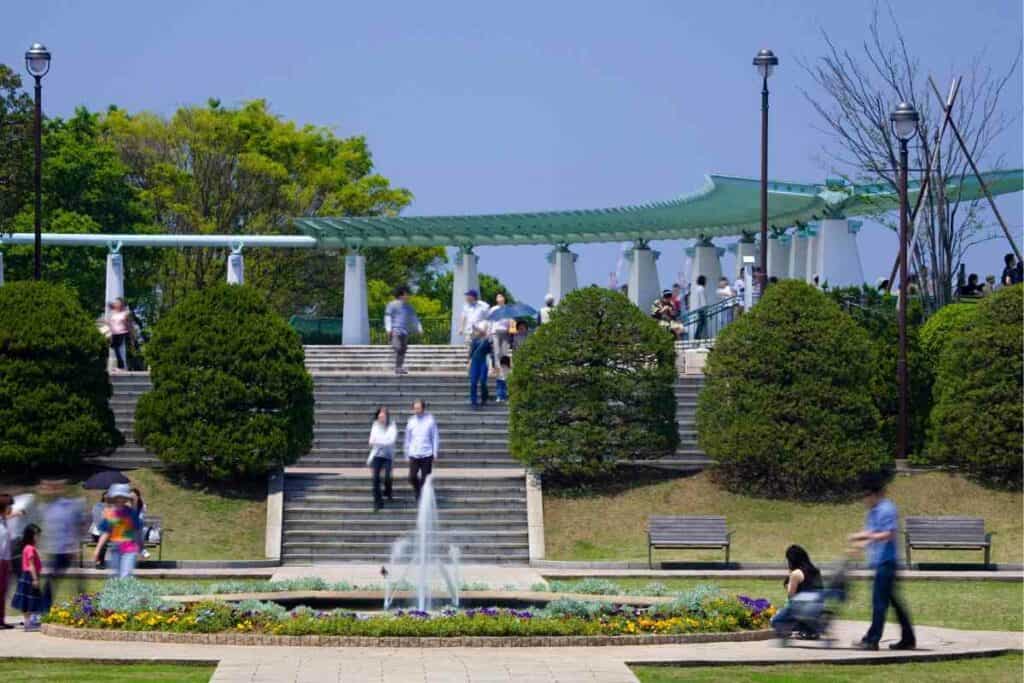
[
  {"left": 131, "top": 487, "right": 151, "bottom": 560},
  {"left": 368, "top": 407, "right": 397, "bottom": 512},
  {"left": 106, "top": 298, "right": 134, "bottom": 371}
]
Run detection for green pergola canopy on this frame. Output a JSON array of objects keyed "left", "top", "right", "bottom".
[{"left": 294, "top": 169, "right": 1023, "bottom": 248}]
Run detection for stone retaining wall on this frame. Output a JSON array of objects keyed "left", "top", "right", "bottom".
[{"left": 42, "top": 623, "right": 773, "bottom": 648}]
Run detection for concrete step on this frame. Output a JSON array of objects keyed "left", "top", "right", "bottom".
[
  {"left": 281, "top": 540, "right": 529, "bottom": 553},
  {"left": 285, "top": 495, "right": 526, "bottom": 508},
  {"left": 284, "top": 508, "right": 527, "bottom": 521},
  {"left": 295, "top": 457, "right": 517, "bottom": 468},
  {"left": 282, "top": 552, "right": 529, "bottom": 564}
]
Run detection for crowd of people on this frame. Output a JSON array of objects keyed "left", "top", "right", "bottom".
[
  {"left": 0, "top": 480, "right": 149, "bottom": 631},
  {"left": 648, "top": 270, "right": 760, "bottom": 341},
  {"left": 957, "top": 253, "right": 1022, "bottom": 298}
]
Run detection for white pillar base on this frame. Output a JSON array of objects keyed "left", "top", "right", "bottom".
[
  {"left": 767, "top": 237, "right": 791, "bottom": 280},
  {"left": 227, "top": 252, "right": 244, "bottom": 284},
  {"left": 627, "top": 246, "right": 661, "bottom": 308},
  {"left": 789, "top": 232, "right": 809, "bottom": 282},
  {"left": 450, "top": 249, "right": 480, "bottom": 345},
  {"left": 342, "top": 252, "right": 370, "bottom": 345},
  {"left": 817, "top": 218, "right": 865, "bottom": 288},
  {"left": 689, "top": 242, "right": 724, "bottom": 304},
  {"left": 806, "top": 228, "right": 821, "bottom": 285},
  {"left": 547, "top": 248, "right": 578, "bottom": 304},
  {"left": 735, "top": 240, "right": 759, "bottom": 282}
]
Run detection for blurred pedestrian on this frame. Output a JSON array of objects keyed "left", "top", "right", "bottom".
[
  {"left": 88, "top": 494, "right": 109, "bottom": 569},
  {"left": 848, "top": 473, "right": 916, "bottom": 651},
  {"left": 495, "top": 355, "right": 511, "bottom": 403},
  {"left": 384, "top": 285, "right": 423, "bottom": 375},
  {"left": 458, "top": 289, "right": 490, "bottom": 352},
  {"left": 488, "top": 292, "right": 513, "bottom": 369},
  {"left": 538, "top": 294, "right": 556, "bottom": 325},
  {"left": 106, "top": 298, "right": 134, "bottom": 372},
  {"left": 0, "top": 494, "right": 14, "bottom": 629},
  {"left": 41, "top": 480, "right": 86, "bottom": 602},
  {"left": 130, "top": 487, "right": 151, "bottom": 560},
  {"left": 468, "top": 323, "right": 492, "bottom": 408}
]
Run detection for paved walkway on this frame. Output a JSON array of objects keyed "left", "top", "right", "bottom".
[{"left": 1, "top": 621, "right": 1020, "bottom": 681}]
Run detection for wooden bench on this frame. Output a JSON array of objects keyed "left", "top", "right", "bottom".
[
  {"left": 647, "top": 515, "right": 732, "bottom": 568},
  {"left": 904, "top": 516, "right": 993, "bottom": 567},
  {"left": 80, "top": 515, "right": 167, "bottom": 566}
]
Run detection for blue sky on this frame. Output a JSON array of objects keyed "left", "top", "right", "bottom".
[{"left": 3, "top": 0, "right": 1021, "bottom": 305}]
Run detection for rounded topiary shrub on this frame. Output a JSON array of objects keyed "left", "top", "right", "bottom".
[
  {"left": 919, "top": 302, "right": 977, "bottom": 363},
  {"left": 135, "top": 284, "right": 314, "bottom": 480},
  {"left": 927, "top": 285, "right": 1022, "bottom": 489},
  {"left": 0, "top": 281, "right": 121, "bottom": 472},
  {"left": 697, "top": 280, "right": 889, "bottom": 500},
  {"left": 508, "top": 286, "right": 678, "bottom": 480}
]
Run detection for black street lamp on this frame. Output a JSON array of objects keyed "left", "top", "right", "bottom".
[
  {"left": 25, "top": 42, "right": 51, "bottom": 281},
  {"left": 753, "top": 48, "right": 778, "bottom": 294},
  {"left": 890, "top": 101, "right": 919, "bottom": 459}
]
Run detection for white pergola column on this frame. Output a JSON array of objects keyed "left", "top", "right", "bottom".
[
  {"left": 626, "top": 242, "right": 660, "bottom": 308},
  {"left": 789, "top": 229, "right": 809, "bottom": 282},
  {"left": 546, "top": 245, "right": 578, "bottom": 304},
  {"left": 688, "top": 239, "right": 724, "bottom": 304},
  {"left": 805, "top": 225, "right": 821, "bottom": 285},
  {"left": 105, "top": 249, "right": 126, "bottom": 370},
  {"left": 734, "top": 237, "right": 759, "bottom": 281},
  {"left": 342, "top": 251, "right": 370, "bottom": 345},
  {"left": 817, "top": 218, "right": 865, "bottom": 288},
  {"left": 450, "top": 247, "right": 479, "bottom": 345},
  {"left": 226, "top": 249, "right": 244, "bottom": 284},
  {"left": 767, "top": 234, "right": 791, "bottom": 280}
]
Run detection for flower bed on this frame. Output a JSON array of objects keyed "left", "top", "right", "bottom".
[{"left": 44, "top": 584, "right": 775, "bottom": 643}]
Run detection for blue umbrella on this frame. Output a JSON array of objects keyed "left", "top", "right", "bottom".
[{"left": 487, "top": 303, "right": 538, "bottom": 321}]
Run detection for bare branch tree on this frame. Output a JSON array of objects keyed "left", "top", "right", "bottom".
[{"left": 800, "top": 2, "right": 1021, "bottom": 306}]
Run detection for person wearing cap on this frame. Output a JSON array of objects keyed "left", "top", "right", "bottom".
[
  {"left": 458, "top": 289, "right": 490, "bottom": 353},
  {"left": 92, "top": 483, "right": 142, "bottom": 579},
  {"left": 538, "top": 294, "right": 556, "bottom": 325}
]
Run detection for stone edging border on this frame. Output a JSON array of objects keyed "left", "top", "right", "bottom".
[{"left": 42, "top": 623, "right": 774, "bottom": 648}]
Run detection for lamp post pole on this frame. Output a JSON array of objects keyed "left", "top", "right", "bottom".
[
  {"left": 25, "top": 43, "right": 51, "bottom": 281},
  {"left": 753, "top": 49, "right": 778, "bottom": 293},
  {"left": 891, "top": 102, "right": 919, "bottom": 460}
]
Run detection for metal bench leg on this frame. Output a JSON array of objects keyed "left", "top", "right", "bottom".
[
  {"left": 905, "top": 544, "right": 911, "bottom": 569},
  {"left": 725, "top": 544, "right": 730, "bottom": 566},
  {"left": 648, "top": 544, "right": 653, "bottom": 570},
  {"left": 984, "top": 545, "right": 990, "bottom": 569}
]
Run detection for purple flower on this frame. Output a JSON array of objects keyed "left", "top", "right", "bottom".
[{"left": 738, "top": 596, "right": 772, "bottom": 616}]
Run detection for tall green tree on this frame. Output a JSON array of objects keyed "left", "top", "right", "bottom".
[
  {"left": 107, "top": 99, "right": 434, "bottom": 317},
  {"left": 0, "top": 64, "right": 33, "bottom": 234}
]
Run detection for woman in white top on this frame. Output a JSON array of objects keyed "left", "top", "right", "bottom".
[
  {"left": 716, "top": 277, "right": 736, "bottom": 326},
  {"left": 367, "top": 406, "right": 397, "bottom": 511},
  {"left": 105, "top": 298, "right": 134, "bottom": 371}
]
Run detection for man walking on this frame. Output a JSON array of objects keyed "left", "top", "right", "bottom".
[
  {"left": 468, "top": 323, "right": 492, "bottom": 409},
  {"left": 458, "top": 289, "right": 490, "bottom": 352},
  {"left": 384, "top": 285, "right": 422, "bottom": 375},
  {"left": 404, "top": 399, "right": 439, "bottom": 502},
  {"left": 849, "top": 472, "right": 916, "bottom": 651}
]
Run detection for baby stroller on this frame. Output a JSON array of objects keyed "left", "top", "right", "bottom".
[{"left": 775, "top": 560, "right": 850, "bottom": 646}]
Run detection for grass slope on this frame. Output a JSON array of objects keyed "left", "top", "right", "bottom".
[
  {"left": 0, "top": 468, "right": 265, "bottom": 561},
  {"left": 632, "top": 653, "right": 1023, "bottom": 683},
  {"left": 545, "top": 471, "right": 1022, "bottom": 565},
  {"left": 0, "top": 659, "right": 214, "bottom": 682}
]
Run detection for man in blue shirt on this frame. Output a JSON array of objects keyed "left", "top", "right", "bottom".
[
  {"left": 848, "top": 473, "right": 916, "bottom": 650},
  {"left": 468, "top": 323, "right": 492, "bottom": 409}
]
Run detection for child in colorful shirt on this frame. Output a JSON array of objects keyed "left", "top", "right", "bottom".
[
  {"left": 92, "top": 484, "right": 141, "bottom": 579},
  {"left": 11, "top": 524, "right": 49, "bottom": 631}
]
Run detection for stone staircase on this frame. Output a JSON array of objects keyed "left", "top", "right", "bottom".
[
  {"left": 304, "top": 345, "right": 468, "bottom": 374},
  {"left": 281, "top": 471, "right": 529, "bottom": 564}
]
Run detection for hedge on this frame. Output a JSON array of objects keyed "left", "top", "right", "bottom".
[
  {"left": 134, "top": 284, "right": 314, "bottom": 480},
  {"left": 0, "top": 281, "right": 121, "bottom": 471},
  {"left": 697, "top": 280, "right": 889, "bottom": 500},
  {"left": 927, "top": 285, "right": 1022, "bottom": 488},
  {"left": 508, "top": 287, "right": 678, "bottom": 479}
]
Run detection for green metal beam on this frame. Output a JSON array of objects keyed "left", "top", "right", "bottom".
[{"left": 294, "top": 170, "right": 1022, "bottom": 248}]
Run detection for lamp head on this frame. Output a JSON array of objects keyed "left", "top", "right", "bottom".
[
  {"left": 890, "top": 101, "right": 920, "bottom": 142},
  {"left": 752, "top": 48, "right": 778, "bottom": 78},
  {"left": 25, "top": 43, "right": 51, "bottom": 78}
]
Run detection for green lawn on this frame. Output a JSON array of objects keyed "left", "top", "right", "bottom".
[
  {"left": 545, "top": 471, "right": 1022, "bottom": 565},
  {"left": 560, "top": 578, "right": 1022, "bottom": 632},
  {"left": 0, "top": 659, "right": 214, "bottom": 682},
  {"left": 632, "top": 653, "right": 1023, "bottom": 682},
  {"left": 0, "top": 468, "right": 266, "bottom": 561}
]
